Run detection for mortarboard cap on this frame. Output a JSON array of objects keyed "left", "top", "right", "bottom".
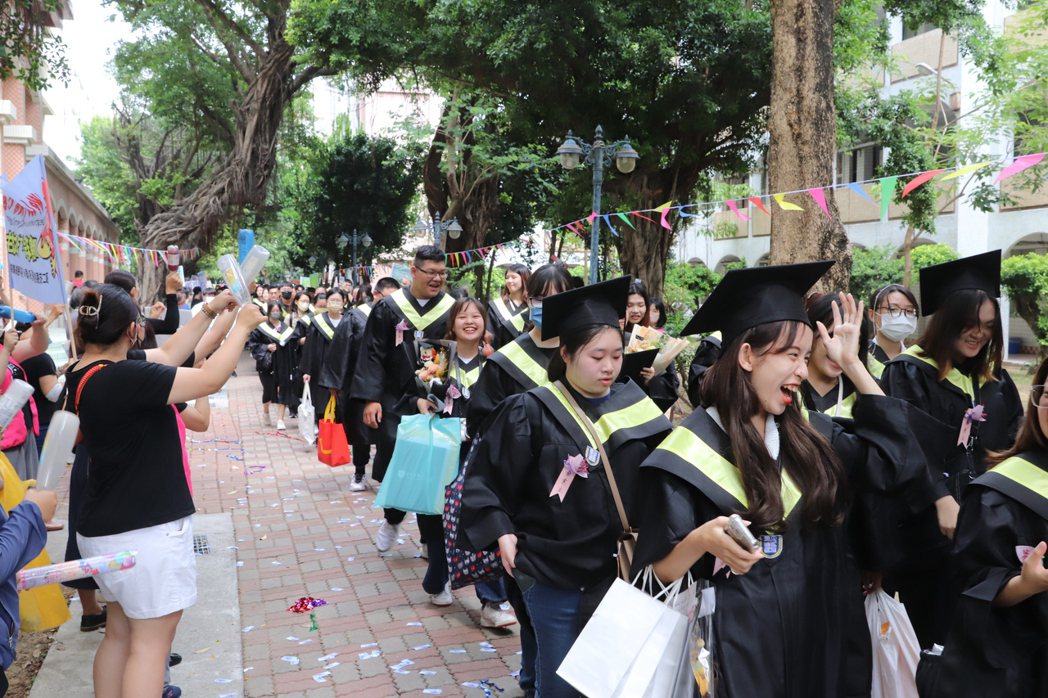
[
  {"left": 680, "top": 261, "right": 834, "bottom": 345},
  {"left": 541, "top": 276, "right": 631, "bottom": 341},
  {"left": 918, "top": 250, "right": 1000, "bottom": 317}
]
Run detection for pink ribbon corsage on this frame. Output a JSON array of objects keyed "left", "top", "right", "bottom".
[
  {"left": 394, "top": 320, "right": 409, "bottom": 346},
  {"left": 549, "top": 454, "right": 589, "bottom": 502},
  {"left": 444, "top": 384, "right": 461, "bottom": 415},
  {"left": 957, "top": 404, "right": 987, "bottom": 446}
]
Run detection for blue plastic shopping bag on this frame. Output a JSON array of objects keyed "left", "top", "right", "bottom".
[{"left": 375, "top": 414, "right": 462, "bottom": 515}]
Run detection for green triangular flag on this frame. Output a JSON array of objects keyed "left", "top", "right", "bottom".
[
  {"left": 879, "top": 176, "right": 898, "bottom": 220},
  {"left": 616, "top": 212, "right": 637, "bottom": 230}
]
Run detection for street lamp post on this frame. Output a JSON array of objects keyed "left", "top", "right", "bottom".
[
  {"left": 413, "top": 212, "right": 463, "bottom": 249},
  {"left": 338, "top": 230, "right": 373, "bottom": 284},
  {"left": 556, "top": 126, "right": 639, "bottom": 285}
]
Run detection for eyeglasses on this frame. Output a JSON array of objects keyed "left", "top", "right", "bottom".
[
  {"left": 877, "top": 306, "right": 918, "bottom": 319},
  {"left": 1031, "top": 385, "right": 1048, "bottom": 409},
  {"left": 414, "top": 267, "right": 448, "bottom": 280}
]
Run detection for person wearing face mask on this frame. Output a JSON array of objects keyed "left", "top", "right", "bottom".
[
  {"left": 300, "top": 289, "right": 345, "bottom": 424},
  {"left": 321, "top": 277, "right": 401, "bottom": 492},
  {"left": 278, "top": 283, "right": 294, "bottom": 316},
  {"left": 880, "top": 251, "right": 1024, "bottom": 650},
  {"left": 461, "top": 278, "right": 673, "bottom": 698},
  {"left": 921, "top": 355, "right": 1048, "bottom": 698},
  {"left": 466, "top": 264, "right": 573, "bottom": 439},
  {"left": 247, "top": 301, "right": 300, "bottom": 429},
  {"left": 487, "top": 263, "right": 531, "bottom": 350},
  {"left": 866, "top": 283, "right": 920, "bottom": 379},
  {"left": 632, "top": 262, "right": 931, "bottom": 698}
]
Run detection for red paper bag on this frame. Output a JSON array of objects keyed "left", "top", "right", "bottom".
[{"left": 317, "top": 396, "right": 350, "bottom": 467}]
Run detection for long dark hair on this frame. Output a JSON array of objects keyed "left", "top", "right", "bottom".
[
  {"left": 988, "top": 356, "right": 1048, "bottom": 466},
  {"left": 75, "top": 284, "right": 140, "bottom": 347},
  {"left": 625, "top": 280, "right": 652, "bottom": 331},
  {"left": 265, "top": 300, "right": 284, "bottom": 323},
  {"left": 699, "top": 321, "right": 846, "bottom": 531},
  {"left": 805, "top": 292, "right": 869, "bottom": 369},
  {"left": 501, "top": 264, "right": 532, "bottom": 303},
  {"left": 547, "top": 323, "right": 624, "bottom": 384},
  {"left": 445, "top": 298, "right": 487, "bottom": 342},
  {"left": 650, "top": 297, "right": 668, "bottom": 329},
  {"left": 917, "top": 289, "right": 1002, "bottom": 383}
]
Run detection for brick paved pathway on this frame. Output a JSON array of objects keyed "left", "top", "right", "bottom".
[{"left": 190, "top": 356, "right": 523, "bottom": 698}]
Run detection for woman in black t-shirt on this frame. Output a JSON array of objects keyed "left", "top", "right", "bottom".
[{"left": 65, "top": 284, "right": 263, "bottom": 698}]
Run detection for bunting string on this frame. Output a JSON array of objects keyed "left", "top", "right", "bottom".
[
  {"left": 57, "top": 231, "right": 202, "bottom": 267},
  {"left": 544, "top": 151, "right": 1047, "bottom": 237}
]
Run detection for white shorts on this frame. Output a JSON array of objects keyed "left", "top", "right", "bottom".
[{"left": 78, "top": 517, "right": 197, "bottom": 620}]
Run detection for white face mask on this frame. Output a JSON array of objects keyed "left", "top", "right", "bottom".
[{"left": 879, "top": 313, "right": 917, "bottom": 342}]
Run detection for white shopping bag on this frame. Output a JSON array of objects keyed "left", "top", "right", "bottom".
[
  {"left": 298, "top": 386, "right": 317, "bottom": 445},
  {"left": 867, "top": 590, "right": 920, "bottom": 698}
]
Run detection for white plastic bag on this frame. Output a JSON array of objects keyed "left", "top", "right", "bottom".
[
  {"left": 298, "top": 386, "right": 317, "bottom": 445},
  {"left": 866, "top": 590, "right": 920, "bottom": 698}
]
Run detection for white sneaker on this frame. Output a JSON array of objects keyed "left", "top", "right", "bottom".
[
  {"left": 480, "top": 602, "right": 518, "bottom": 628},
  {"left": 376, "top": 522, "right": 399, "bottom": 552},
  {"left": 349, "top": 476, "right": 367, "bottom": 492},
  {"left": 430, "top": 582, "right": 453, "bottom": 607},
  {"left": 276, "top": 420, "right": 286, "bottom": 430}
]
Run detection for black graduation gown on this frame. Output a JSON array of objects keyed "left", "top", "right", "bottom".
[
  {"left": 300, "top": 312, "right": 341, "bottom": 416},
  {"left": 487, "top": 297, "right": 529, "bottom": 350},
  {"left": 880, "top": 346, "right": 1023, "bottom": 558},
  {"left": 929, "top": 450, "right": 1048, "bottom": 698},
  {"left": 247, "top": 322, "right": 299, "bottom": 407},
  {"left": 686, "top": 332, "right": 723, "bottom": 408},
  {"left": 403, "top": 353, "right": 484, "bottom": 421},
  {"left": 320, "top": 305, "right": 371, "bottom": 447},
  {"left": 462, "top": 380, "right": 672, "bottom": 592},
  {"left": 800, "top": 376, "right": 859, "bottom": 420},
  {"left": 633, "top": 395, "right": 934, "bottom": 698},
  {"left": 866, "top": 340, "right": 892, "bottom": 380},
  {"left": 349, "top": 289, "right": 454, "bottom": 480},
  {"left": 465, "top": 331, "right": 556, "bottom": 438}
]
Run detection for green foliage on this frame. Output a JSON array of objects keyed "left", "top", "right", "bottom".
[
  {"left": 911, "top": 243, "right": 958, "bottom": 270},
  {"left": 850, "top": 245, "right": 905, "bottom": 306},
  {"left": 662, "top": 261, "right": 721, "bottom": 336},
  {"left": 77, "top": 116, "right": 140, "bottom": 243},
  {"left": 0, "top": 0, "right": 69, "bottom": 91},
  {"left": 1002, "top": 252, "right": 1048, "bottom": 352}
]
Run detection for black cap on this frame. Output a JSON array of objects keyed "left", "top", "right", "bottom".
[
  {"left": 680, "top": 261, "right": 834, "bottom": 344},
  {"left": 540, "top": 276, "right": 631, "bottom": 341},
  {"left": 918, "top": 250, "right": 1000, "bottom": 317}
]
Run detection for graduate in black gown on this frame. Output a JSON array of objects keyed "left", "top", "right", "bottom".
[
  {"left": 487, "top": 263, "right": 530, "bottom": 350},
  {"left": 350, "top": 247, "right": 455, "bottom": 550},
  {"left": 300, "top": 288, "right": 344, "bottom": 422},
  {"left": 621, "top": 279, "right": 680, "bottom": 413},
  {"left": 799, "top": 292, "right": 869, "bottom": 419},
  {"left": 865, "top": 283, "right": 919, "bottom": 380},
  {"left": 462, "top": 277, "right": 672, "bottom": 698},
  {"left": 920, "top": 356, "right": 1048, "bottom": 697},
  {"left": 466, "top": 264, "right": 573, "bottom": 438},
  {"left": 632, "top": 262, "right": 934, "bottom": 698},
  {"left": 321, "top": 277, "right": 399, "bottom": 491},
  {"left": 880, "top": 251, "right": 1024, "bottom": 648},
  {"left": 686, "top": 331, "right": 722, "bottom": 408},
  {"left": 247, "top": 301, "right": 300, "bottom": 428}
]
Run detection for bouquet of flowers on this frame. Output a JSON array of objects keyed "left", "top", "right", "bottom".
[
  {"left": 627, "top": 325, "right": 689, "bottom": 376},
  {"left": 416, "top": 339, "right": 454, "bottom": 388}
]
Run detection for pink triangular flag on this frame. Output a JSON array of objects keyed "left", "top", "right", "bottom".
[
  {"left": 725, "top": 200, "right": 750, "bottom": 221},
  {"left": 901, "top": 169, "right": 945, "bottom": 197},
  {"left": 659, "top": 207, "right": 673, "bottom": 230},
  {"left": 807, "top": 188, "right": 831, "bottom": 218},
  {"left": 997, "top": 153, "right": 1046, "bottom": 182}
]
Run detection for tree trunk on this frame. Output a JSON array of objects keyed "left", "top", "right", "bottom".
[
  {"left": 136, "top": 34, "right": 299, "bottom": 299},
  {"left": 766, "top": 0, "right": 851, "bottom": 292}
]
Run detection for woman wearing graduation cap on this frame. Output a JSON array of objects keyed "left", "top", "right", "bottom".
[
  {"left": 461, "top": 277, "right": 673, "bottom": 698},
  {"left": 632, "top": 261, "right": 932, "bottom": 698},
  {"left": 880, "top": 250, "right": 1024, "bottom": 649},
  {"left": 921, "top": 355, "right": 1048, "bottom": 698}
]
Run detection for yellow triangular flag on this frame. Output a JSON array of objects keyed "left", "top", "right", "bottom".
[
  {"left": 654, "top": 200, "right": 673, "bottom": 212},
  {"left": 773, "top": 193, "right": 804, "bottom": 211},
  {"left": 940, "top": 161, "right": 992, "bottom": 181}
]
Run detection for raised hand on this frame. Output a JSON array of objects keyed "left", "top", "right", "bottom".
[{"left": 816, "top": 292, "right": 865, "bottom": 370}]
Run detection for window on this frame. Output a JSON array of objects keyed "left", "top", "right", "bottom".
[
  {"left": 901, "top": 22, "right": 936, "bottom": 40},
  {"left": 836, "top": 144, "right": 882, "bottom": 184}
]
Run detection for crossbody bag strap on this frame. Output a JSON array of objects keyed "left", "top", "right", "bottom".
[
  {"left": 74, "top": 363, "right": 109, "bottom": 414},
  {"left": 553, "top": 380, "right": 631, "bottom": 533}
]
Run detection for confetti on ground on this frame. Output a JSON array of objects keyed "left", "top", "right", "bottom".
[
  {"left": 280, "top": 656, "right": 300, "bottom": 666},
  {"left": 413, "top": 644, "right": 432, "bottom": 651},
  {"left": 448, "top": 649, "right": 467, "bottom": 654},
  {"left": 241, "top": 625, "right": 254, "bottom": 633},
  {"left": 318, "top": 653, "right": 338, "bottom": 662},
  {"left": 313, "top": 671, "right": 332, "bottom": 683},
  {"left": 358, "top": 649, "right": 382, "bottom": 660},
  {"left": 214, "top": 677, "right": 233, "bottom": 683},
  {"left": 423, "top": 690, "right": 443, "bottom": 695}
]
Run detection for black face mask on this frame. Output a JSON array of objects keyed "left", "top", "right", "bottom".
[{"left": 281, "top": 291, "right": 292, "bottom": 300}]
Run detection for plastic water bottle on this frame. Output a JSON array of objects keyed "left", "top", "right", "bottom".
[
  {"left": 165, "top": 245, "right": 181, "bottom": 271},
  {"left": 0, "top": 306, "right": 37, "bottom": 324},
  {"left": 0, "top": 380, "right": 34, "bottom": 430},
  {"left": 239, "top": 245, "right": 271, "bottom": 282},
  {"left": 217, "top": 255, "right": 251, "bottom": 305},
  {"left": 36, "top": 410, "right": 79, "bottom": 490}
]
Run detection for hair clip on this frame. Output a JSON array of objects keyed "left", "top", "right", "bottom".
[{"left": 79, "top": 293, "right": 102, "bottom": 317}]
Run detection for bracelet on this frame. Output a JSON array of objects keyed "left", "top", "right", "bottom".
[{"left": 201, "top": 304, "right": 218, "bottom": 320}]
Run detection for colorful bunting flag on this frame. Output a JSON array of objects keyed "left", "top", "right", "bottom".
[
  {"left": 996, "top": 152, "right": 1046, "bottom": 182},
  {"left": 808, "top": 188, "right": 831, "bottom": 218},
  {"left": 879, "top": 176, "right": 898, "bottom": 220},
  {"left": 940, "top": 161, "right": 991, "bottom": 181},
  {"left": 725, "top": 200, "right": 750, "bottom": 222},
  {"left": 773, "top": 194, "right": 804, "bottom": 211},
  {"left": 846, "top": 182, "right": 876, "bottom": 205},
  {"left": 748, "top": 197, "right": 770, "bottom": 215},
  {"left": 901, "top": 169, "right": 945, "bottom": 198}
]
